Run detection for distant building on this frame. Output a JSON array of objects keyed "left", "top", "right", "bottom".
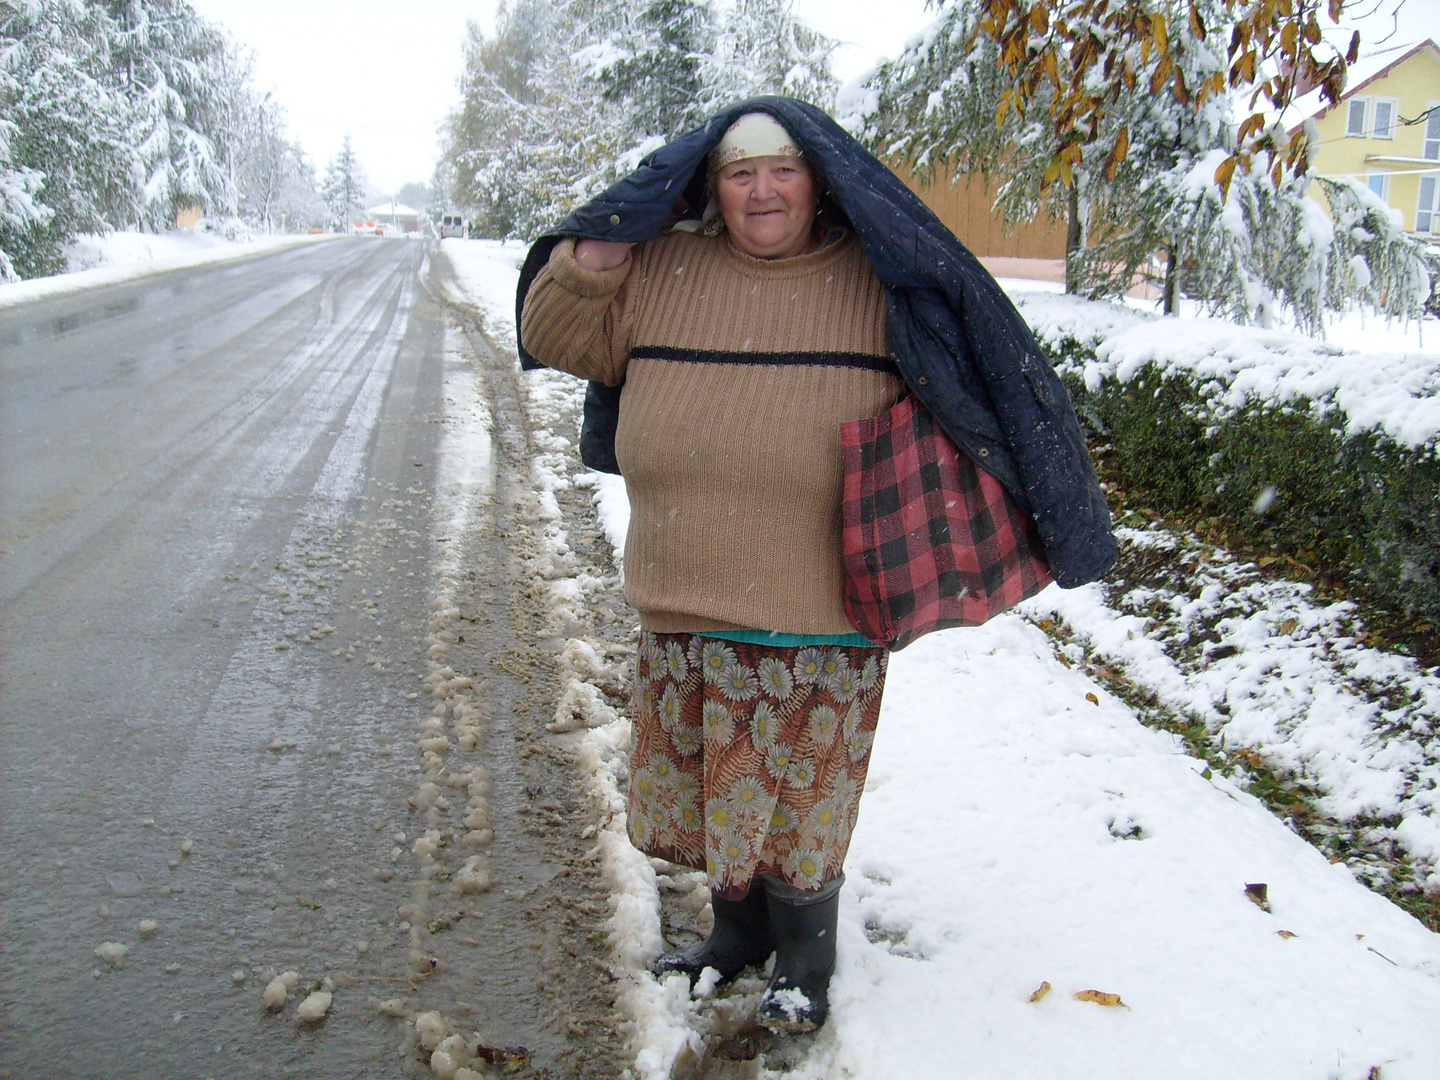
[
  {"left": 363, "top": 200, "right": 422, "bottom": 234},
  {"left": 1289, "top": 39, "right": 1440, "bottom": 235}
]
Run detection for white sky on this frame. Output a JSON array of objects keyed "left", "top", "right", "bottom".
[{"left": 187, "top": 0, "right": 1433, "bottom": 196}]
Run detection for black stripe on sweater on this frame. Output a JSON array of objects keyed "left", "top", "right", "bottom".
[{"left": 631, "top": 346, "right": 899, "bottom": 376}]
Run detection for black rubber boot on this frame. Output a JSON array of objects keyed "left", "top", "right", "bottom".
[
  {"left": 654, "top": 886, "right": 774, "bottom": 984},
  {"left": 756, "top": 887, "right": 839, "bottom": 1034}
]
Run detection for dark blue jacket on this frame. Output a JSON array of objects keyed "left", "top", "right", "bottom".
[{"left": 515, "top": 96, "right": 1116, "bottom": 588}]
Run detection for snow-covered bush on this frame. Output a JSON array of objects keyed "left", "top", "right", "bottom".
[{"left": 1021, "top": 292, "right": 1440, "bottom": 624}]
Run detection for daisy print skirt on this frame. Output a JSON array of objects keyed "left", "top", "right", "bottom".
[{"left": 628, "top": 632, "right": 888, "bottom": 899}]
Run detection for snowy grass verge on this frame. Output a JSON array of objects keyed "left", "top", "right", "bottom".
[
  {"left": 0, "top": 230, "right": 338, "bottom": 310},
  {"left": 1024, "top": 521, "right": 1440, "bottom": 914}
]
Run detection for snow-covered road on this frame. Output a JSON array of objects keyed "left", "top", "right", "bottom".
[
  {"left": 443, "top": 238, "right": 1440, "bottom": 1079},
  {"left": 0, "top": 239, "right": 626, "bottom": 1078}
]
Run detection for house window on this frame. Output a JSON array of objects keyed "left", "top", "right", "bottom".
[
  {"left": 1367, "top": 172, "right": 1390, "bottom": 200},
  {"left": 1419, "top": 175, "right": 1439, "bottom": 234},
  {"left": 1425, "top": 105, "right": 1440, "bottom": 161},
  {"left": 1372, "top": 98, "right": 1398, "bottom": 139},
  {"left": 1347, "top": 97, "right": 1369, "bottom": 137}
]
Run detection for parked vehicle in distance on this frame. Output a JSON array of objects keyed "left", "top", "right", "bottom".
[{"left": 439, "top": 213, "right": 466, "bottom": 239}]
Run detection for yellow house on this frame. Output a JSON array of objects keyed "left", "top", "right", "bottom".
[{"left": 1290, "top": 38, "right": 1440, "bottom": 235}]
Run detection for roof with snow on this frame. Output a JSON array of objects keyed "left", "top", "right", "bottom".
[
  {"left": 364, "top": 201, "right": 420, "bottom": 217},
  {"left": 1285, "top": 38, "right": 1439, "bottom": 134}
]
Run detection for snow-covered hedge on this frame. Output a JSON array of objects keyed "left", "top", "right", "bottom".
[{"left": 1016, "top": 293, "right": 1440, "bottom": 624}]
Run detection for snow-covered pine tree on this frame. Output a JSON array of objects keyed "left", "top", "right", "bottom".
[
  {"left": 705, "top": 0, "right": 836, "bottom": 108},
  {"left": 1, "top": 0, "right": 314, "bottom": 274},
  {"left": 105, "top": 0, "right": 238, "bottom": 229},
  {"left": 0, "top": 87, "right": 48, "bottom": 282},
  {"left": 0, "top": 0, "right": 138, "bottom": 277},
  {"left": 592, "top": 0, "right": 717, "bottom": 141},
  {"left": 322, "top": 135, "right": 366, "bottom": 231}
]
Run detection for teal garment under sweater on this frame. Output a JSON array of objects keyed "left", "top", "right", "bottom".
[{"left": 698, "top": 629, "right": 875, "bottom": 648}]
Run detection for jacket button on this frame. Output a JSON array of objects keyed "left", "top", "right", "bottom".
[
  {"left": 917, "top": 375, "right": 928, "bottom": 385},
  {"left": 609, "top": 214, "right": 621, "bottom": 225}
]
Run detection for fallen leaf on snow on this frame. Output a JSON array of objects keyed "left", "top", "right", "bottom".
[
  {"left": 1028, "top": 981, "right": 1052, "bottom": 1003},
  {"left": 1275, "top": 930, "right": 1297, "bottom": 939},
  {"left": 1244, "top": 882, "right": 1271, "bottom": 911},
  {"left": 1085, "top": 692, "right": 1099, "bottom": 706},
  {"left": 1073, "top": 989, "right": 1125, "bottom": 1007}
]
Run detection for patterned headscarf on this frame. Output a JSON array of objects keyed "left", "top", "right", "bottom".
[
  {"left": 679, "top": 112, "right": 809, "bottom": 235},
  {"left": 708, "top": 112, "right": 805, "bottom": 174}
]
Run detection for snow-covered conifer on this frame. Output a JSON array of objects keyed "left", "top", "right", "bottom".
[
  {"left": 322, "top": 135, "right": 367, "bottom": 231},
  {"left": 0, "top": 0, "right": 137, "bottom": 277},
  {"left": 105, "top": 0, "right": 238, "bottom": 228},
  {"left": 595, "top": 0, "right": 717, "bottom": 140}
]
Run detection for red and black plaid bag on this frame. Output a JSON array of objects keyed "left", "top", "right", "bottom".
[{"left": 840, "top": 394, "right": 1052, "bottom": 650}]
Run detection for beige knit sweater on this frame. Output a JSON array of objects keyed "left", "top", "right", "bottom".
[{"left": 521, "top": 230, "right": 903, "bottom": 634}]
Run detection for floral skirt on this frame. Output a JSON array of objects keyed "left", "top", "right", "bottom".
[{"left": 627, "top": 632, "right": 888, "bottom": 900}]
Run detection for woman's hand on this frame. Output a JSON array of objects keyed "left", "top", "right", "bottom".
[{"left": 574, "top": 239, "right": 634, "bottom": 272}]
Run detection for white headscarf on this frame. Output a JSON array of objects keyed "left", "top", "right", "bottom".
[
  {"left": 708, "top": 112, "right": 804, "bottom": 173},
  {"left": 673, "top": 113, "right": 807, "bottom": 234}
]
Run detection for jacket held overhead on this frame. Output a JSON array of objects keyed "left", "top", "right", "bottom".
[{"left": 514, "top": 96, "right": 1117, "bottom": 589}]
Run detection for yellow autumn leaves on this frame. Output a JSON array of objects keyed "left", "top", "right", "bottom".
[{"left": 1028, "top": 981, "right": 1128, "bottom": 1008}]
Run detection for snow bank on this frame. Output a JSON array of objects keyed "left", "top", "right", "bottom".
[
  {"left": 1025, "top": 522, "right": 1440, "bottom": 885},
  {"left": 0, "top": 230, "right": 337, "bottom": 310},
  {"left": 819, "top": 616, "right": 1440, "bottom": 1079}
]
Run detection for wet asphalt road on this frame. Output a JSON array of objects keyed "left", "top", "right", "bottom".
[{"left": 0, "top": 239, "right": 623, "bottom": 1078}]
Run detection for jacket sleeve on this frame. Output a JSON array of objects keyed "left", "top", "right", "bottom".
[{"left": 519, "top": 238, "right": 635, "bottom": 386}]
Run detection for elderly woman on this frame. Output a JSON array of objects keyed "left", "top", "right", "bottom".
[{"left": 518, "top": 100, "right": 1114, "bottom": 1035}]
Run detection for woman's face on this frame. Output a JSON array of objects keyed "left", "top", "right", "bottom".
[{"left": 715, "top": 155, "right": 818, "bottom": 259}]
